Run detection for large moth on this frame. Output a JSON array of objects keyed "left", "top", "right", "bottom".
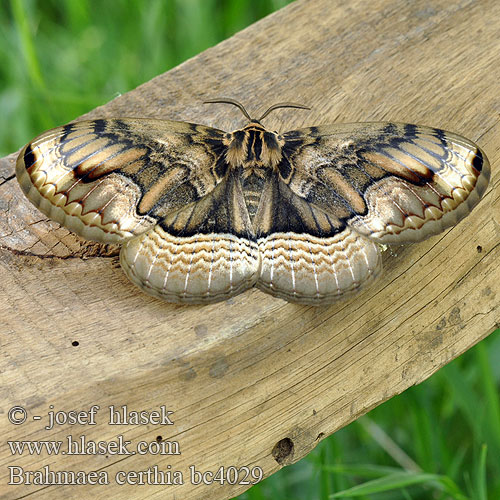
[{"left": 16, "top": 99, "right": 490, "bottom": 305}]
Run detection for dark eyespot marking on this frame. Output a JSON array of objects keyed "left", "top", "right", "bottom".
[
  {"left": 23, "top": 144, "right": 36, "bottom": 169},
  {"left": 472, "top": 149, "right": 484, "bottom": 172}
]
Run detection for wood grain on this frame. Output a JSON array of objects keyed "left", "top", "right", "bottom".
[{"left": 1, "top": 0, "right": 499, "bottom": 498}]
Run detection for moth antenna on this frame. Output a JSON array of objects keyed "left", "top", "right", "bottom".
[
  {"left": 204, "top": 98, "right": 252, "bottom": 121},
  {"left": 258, "top": 102, "right": 311, "bottom": 121},
  {"left": 204, "top": 99, "right": 311, "bottom": 122}
]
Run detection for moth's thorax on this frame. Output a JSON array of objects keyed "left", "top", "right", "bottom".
[{"left": 224, "top": 120, "right": 284, "bottom": 169}]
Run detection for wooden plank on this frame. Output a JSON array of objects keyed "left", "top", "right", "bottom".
[{"left": 1, "top": 0, "right": 498, "bottom": 498}]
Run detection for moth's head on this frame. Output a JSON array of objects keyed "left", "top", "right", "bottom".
[
  {"left": 204, "top": 98, "right": 310, "bottom": 126},
  {"left": 205, "top": 98, "right": 310, "bottom": 169}
]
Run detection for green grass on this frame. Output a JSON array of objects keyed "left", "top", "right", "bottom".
[
  {"left": 0, "top": 0, "right": 292, "bottom": 156},
  {"left": 2, "top": 2, "right": 499, "bottom": 498},
  {"left": 239, "top": 337, "right": 500, "bottom": 499}
]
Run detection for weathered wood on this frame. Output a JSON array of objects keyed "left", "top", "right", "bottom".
[{"left": 1, "top": 0, "right": 499, "bottom": 498}]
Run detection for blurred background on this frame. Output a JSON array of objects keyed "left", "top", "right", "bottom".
[
  {"left": 0, "top": 0, "right": 292, "bottom": 156},
  {"left": 1, "top": 1, "right": 499, "bottom": 499}
]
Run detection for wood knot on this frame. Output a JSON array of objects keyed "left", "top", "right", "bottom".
[{"left": 272, "top": 437, "right": 294, "bottom": 465}]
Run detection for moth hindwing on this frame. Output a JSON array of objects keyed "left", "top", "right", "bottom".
[{"left": 16, "top": 101, "right": 490, "bottom": 305}]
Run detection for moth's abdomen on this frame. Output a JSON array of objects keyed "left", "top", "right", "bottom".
[{"left": 241, "top": 170, "right": 269, "bottom": 223}]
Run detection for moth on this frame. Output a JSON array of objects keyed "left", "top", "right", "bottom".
[{"left": 16, "top": 99, "right": 490, "bottom": 305}]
